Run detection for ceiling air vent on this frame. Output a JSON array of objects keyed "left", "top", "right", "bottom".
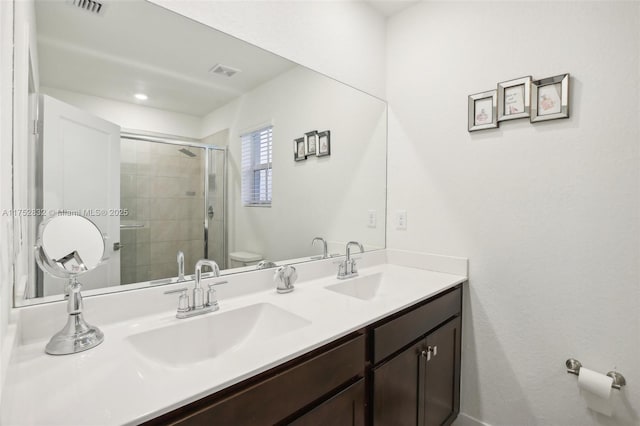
[
  {"left": 209, "top": 64, "right": 241, "bottom": 78},
  {"left": 69, "top": 0, "right": 105, "bottom": 15}
]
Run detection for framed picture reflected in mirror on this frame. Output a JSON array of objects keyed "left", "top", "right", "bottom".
[
  {"left": 305, "top": 131, "right": 317, "bottom": 156},
  {"left": 294, "top": 137, "right": 306, "bottom": 161}
]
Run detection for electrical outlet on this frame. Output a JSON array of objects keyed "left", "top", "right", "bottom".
[
  {"left": 396, "top": 210, "right": 407, "bottom": 230},
  {"left": 367, "top": 210, "right": 377, "bottom": 228}
]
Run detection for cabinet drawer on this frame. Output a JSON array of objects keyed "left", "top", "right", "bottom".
[
  {"left": 373, "top": 287, "right": 461, "bottom": 363},
  {"left": 168, "top": 334, "right": 365, "bottom": 426},
  {"left": 289, "top": 379, "right": 365, "bottom": 426}
]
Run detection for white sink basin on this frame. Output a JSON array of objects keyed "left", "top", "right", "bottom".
[
  {"left": 127, "top": 303, "right": 310, "bottom": 367},
  {"left": 325, "top": 273, "right": 384, "bottom": 300}
]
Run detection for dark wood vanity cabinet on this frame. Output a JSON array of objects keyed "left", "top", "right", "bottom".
[
  {"left": 144, "top": 285, "right": 463, "bottom": 426},
  {"left": 422, "top": 317, "right": 461, "bottom": 426},
  {"left": 289, "top": 379, "right": 365, "bottom": 426},
  {"left": 373, "top": 317, "right": 461, "bottom": 426},
  {"left": 371, "top": 286, "right": 462, "bottom": 426},
  {"left": 145, "top": 333, "right": 366, "bottom": 426}
]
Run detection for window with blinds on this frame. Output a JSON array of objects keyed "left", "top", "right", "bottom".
[{"left": 241, "top": 126, "right": 273, "bottom": 206}]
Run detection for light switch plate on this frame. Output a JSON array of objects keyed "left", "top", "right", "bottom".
[
  {"left": 396, "top": 210, "right": 407, "bottom": 230},
  {"left": 367, "top": 210, "right": 377, "bottom": 228}
]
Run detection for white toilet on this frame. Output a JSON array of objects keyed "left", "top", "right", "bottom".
[{"left": 229, "top": 251, "right": 263, "bottom": 268}]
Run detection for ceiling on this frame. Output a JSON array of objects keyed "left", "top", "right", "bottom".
[
  {"left": 365, "top": 0, "right": 420, "bottom": 17},
  {"left": 35, "top": 0, "right": 296, "bottom": 117}
]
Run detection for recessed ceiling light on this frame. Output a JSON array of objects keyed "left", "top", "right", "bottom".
[{"left": 134, "top": 93, "right": 148, "bottom": 101}]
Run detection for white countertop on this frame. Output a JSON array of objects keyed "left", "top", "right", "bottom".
[{"left": 0, "top": 250, "right": 467, "bottom": 426}]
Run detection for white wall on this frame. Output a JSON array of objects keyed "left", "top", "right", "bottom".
[
  {"left": 148, "top": 0, "right": 387, "bottom": 100},
  {"left": 12, "top": 0, "right": 40, "bottom": 304},
  {"left": 0, "top": 0, "right": 14, "bottom": 402},
  {"left": 40, "top": 87, "right": 202, "bottom": 139},
  {"left": 1, "top": 0, "right": 38, "bottom": 399},
  {"left": 386, "top": 2, "right": 639, "bottom": 425},
  {"left": 202, "top": 66, "right": 387, "bottom": 263}
]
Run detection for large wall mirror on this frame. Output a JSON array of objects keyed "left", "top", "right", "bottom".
[{"left": 12, "top": 0, "right": 387, "bottom": 306}]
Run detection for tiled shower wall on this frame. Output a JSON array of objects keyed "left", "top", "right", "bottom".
[{"left": 120, "top": 139, "right": 205, "bottom": 284}]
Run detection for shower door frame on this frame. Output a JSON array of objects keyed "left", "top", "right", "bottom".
[{"left": 120, "top": 129, "right": 228, "bottom": 271}]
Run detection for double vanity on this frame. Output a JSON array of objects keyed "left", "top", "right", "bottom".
[
  {"left": 5, "top": 1, "right": 467, "bottom": 424},
  {"left": 1, "top": 249, "right": 467, "bottom": 425}
]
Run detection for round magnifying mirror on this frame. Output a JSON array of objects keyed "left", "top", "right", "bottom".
[
  {"left": 35, "top": 213, "right": 106, "bottom": 355},
  {"left": 36, "top": 214, "right": 106, "bottom": 278}
]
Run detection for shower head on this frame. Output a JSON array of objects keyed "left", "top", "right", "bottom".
[{"left": 178, "top": 148, "right": 197, "bottom": 158}]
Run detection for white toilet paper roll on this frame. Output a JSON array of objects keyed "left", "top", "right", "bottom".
[
  {"left": 578, "top": 367, "right": 614, "bottom": 416},
  {"left": 578, "top": 368, "right": 613, "bottom": 398}
]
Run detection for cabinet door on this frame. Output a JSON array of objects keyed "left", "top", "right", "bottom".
[
  {"left": 373, "top": 341, "right": 424, "bottom": 426},
  {"left": 424, "top": 317, "right": 461, "bottom": 426},
  {"left": 289, "top": 379, "right": 365, "bottom": 426}
]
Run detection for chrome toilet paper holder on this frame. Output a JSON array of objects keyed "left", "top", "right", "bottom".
[{"left": 566, "top": 358, "right": 626, "bottom": 390}]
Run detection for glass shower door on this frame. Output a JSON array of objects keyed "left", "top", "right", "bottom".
[
  {"left": 205, "top": 147, "right": 227, "bottom": 269},
  {"left": 120, "top": 138, "right": 207, "bottom": 283},
  {"left": 118, "top": 134, "right": 226, "bottom": 284}
]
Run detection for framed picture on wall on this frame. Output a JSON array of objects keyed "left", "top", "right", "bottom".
[
  {"left": 468, "top": 89, "right": 498, "bottom": 131},
  {"left": 530, "top": 73, "right": 570, "bottom": 122},
  {"left": 305, "top": 131, "right": 318, "bottom": 156},
  {"left": 317, "top": 131, "right": 331, "bottom": 157},
  {"left": 294, "top": 137, "right": 306, "bottom": 161},
  {"left": 497, "top": 76, "right": 531, "bottom": 121}
]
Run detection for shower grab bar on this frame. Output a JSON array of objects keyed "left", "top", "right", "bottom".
[{"left": 120, "top": 224, "right": 145, "bottom": 229}]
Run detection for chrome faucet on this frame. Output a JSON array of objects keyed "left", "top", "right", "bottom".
[
  {"left": 337, "top": 241, "right": 364, "bottom": 280},
  {"left": 312, "top": 237, "right": 328, "bottom": 259},
  {"left": 194, "top": 259, "right": 220, "bottom": 308},
  {"left": 177, "top": 250, "right": 185, "bottom": 282},
  {"left": 165, "top": 259, "right": 226, "bottom": 318}
]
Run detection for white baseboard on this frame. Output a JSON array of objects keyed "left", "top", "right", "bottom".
[{"left": 453, "top": 413, "right": 492, "bottom": 426}]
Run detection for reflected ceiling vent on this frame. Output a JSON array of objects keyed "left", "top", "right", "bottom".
[
  {"left": 69, "top": 0, "right": 105, "bottom": 15},
  {"left": 209, "top": 64, "right": 241, "bottom": 78}
]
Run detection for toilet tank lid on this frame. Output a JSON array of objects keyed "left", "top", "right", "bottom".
[{"left": 229, "top": 251, "right": 263, "bottom": 262}]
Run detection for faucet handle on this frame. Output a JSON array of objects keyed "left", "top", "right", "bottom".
[
  {"left": 336, "top": 261, "right": 347, "bottom": 277},
  {"left": 164, "top": 287, "right": 189, "bottom": 313},
  {"left": 340, "top": 262, "right": 347, "bottom": 275},
  {"left": 350, "top": 257, "right": 360, "bottom": 274},
  {"left": 206, "top": 281, "right": 227, "bottom": 310}
]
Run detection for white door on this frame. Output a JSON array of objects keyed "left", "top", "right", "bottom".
[{"left": 40, "top": 94, "right": 121, "bottom": 295}]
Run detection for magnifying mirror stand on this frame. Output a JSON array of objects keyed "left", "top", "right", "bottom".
[{"left": 45, "top": 277, "right": 104, "bottom": 355}]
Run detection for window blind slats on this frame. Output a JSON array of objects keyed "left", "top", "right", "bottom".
[{"left": 241, "top": 126, "right": 272, "bottom": 206}]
